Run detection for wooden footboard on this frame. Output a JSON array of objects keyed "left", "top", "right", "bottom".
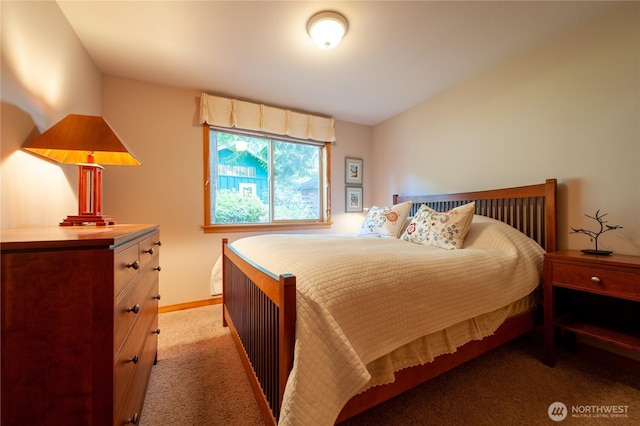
[{"left": 222, "top": 239, "right": 295, "bottom": 425}]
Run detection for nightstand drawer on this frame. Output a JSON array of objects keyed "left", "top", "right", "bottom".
[{"left": 551, "top": 262, "right": 640, "bottom": 301}]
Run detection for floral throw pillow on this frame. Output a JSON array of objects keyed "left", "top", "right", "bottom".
[
  {"left": 401, "top": 202, "right": 476, "bottom": 249},
  {"left": 357, "top": 201, "right": 412, "bottom": 238}
]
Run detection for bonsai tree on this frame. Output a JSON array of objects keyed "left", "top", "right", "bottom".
[{"left": 570, "top": 209, "right": 622, "bottom": 254}]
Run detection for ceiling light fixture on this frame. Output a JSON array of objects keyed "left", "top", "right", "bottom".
[{"left": 307, "top": 11, "right": 348, "bottom": 49}]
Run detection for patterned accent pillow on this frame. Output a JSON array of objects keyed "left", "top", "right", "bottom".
[
  {"left": 401, "top": 202, "right": 476, "bottom": 249},
  {"left": 357, "top": 201, "right": 412, "bottom": 238}
]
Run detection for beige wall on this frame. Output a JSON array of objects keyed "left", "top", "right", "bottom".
[
  {"left": 3, "top": 1, "right": 638, "bottom": 309},
  {"left": 1, "top": 0, "right": 102, "bottom": 229},
  {"left": 101, "top": 76, "right": 372, "bottom": 306},
  {"left": 372, "top": 3, "right": 640, "bottom": 255}
]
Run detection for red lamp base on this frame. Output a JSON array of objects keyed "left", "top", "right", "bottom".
[
  {"left": 60, "top": 214, "right": 116, "bottom": 226},
  {"left": 60, "top": 159, "right": 116, "bottom": 226}
]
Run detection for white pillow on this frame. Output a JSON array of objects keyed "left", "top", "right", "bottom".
[
  {"left": 357, "top": 201, "right": 412, "bottom": 238},
  {"left": 400, "top": 202, "right": 475, "bottom": 249}
]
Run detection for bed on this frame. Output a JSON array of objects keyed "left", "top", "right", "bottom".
[{"left": 219, "top": 178, "right": 557, "bottom": 425}]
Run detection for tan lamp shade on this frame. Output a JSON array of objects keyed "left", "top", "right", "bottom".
[{"left": 23, "top": 114, "right": 141, "bottom": 165}]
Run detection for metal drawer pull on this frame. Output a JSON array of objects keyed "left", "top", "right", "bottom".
[
  {"left": 127, "top": 304, "right": 140, "bottom": 314},
  {"left": 153, "top": 328, "right": 161, "bottom": 335},
  {"left": 126, "top": 413, "right": 140, "bottom": 424},
  {"left": 153, "top": 294, "right": 161, "bottom": 300},
  {"left": 591, "top": 276, "right": 601, "bottom": 283},
  {"left": 143, "top": 247, "right": 154, "bottom": 255},
  {"left": 126, "top": 355, "right": 139, "bottom": 364},
  {"left": 154, "top": 241, "right": 162, "bottom": 246},
  {"left": 153, "top": 266, "right": 162, "bottom": 272},
  {"left": 126, "top": 260, "right": 140, "bottom": 270}
]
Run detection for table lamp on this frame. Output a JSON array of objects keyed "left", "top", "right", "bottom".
[{"left": 22, "top": 114, "right": 141, "bottom": 226}]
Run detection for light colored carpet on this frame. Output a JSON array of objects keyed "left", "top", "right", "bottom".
[
  {"left": 141, "top": 304, "right": 639, "bottom": 426},
  {"left": 140, "top": 304, "right": 263, "bottom": 426}
]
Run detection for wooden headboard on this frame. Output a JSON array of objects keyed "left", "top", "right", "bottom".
[{"left": 393, "top": 178, "right": 557, "bottom": 252}]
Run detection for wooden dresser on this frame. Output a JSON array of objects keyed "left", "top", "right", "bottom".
[{"left": 1, "top": 224, "right": 161, "bottom": 425}]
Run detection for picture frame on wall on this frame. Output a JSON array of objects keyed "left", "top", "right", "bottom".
[
  {"left": 345, "top": 186, "right": 363, "bottom": 213},
  {"left": 345, "top": 157, "right": 363, "bottom": 185}
]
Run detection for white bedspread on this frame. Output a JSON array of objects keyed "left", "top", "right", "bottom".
[{"left": 213, "top": 216, "right": 544, "bottom": 425}]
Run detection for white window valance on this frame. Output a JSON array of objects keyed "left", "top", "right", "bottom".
[{"left": 199, "top": 93, "right": 336, "bottom": 142}]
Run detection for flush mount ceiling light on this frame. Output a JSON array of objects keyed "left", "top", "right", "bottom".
[{"left": 307, "top": 11, "right": 348, "bottom": 49}]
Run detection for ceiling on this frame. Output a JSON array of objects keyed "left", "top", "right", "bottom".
[{"left": 56, "top": 1, "right": 612, "bottom": 126}]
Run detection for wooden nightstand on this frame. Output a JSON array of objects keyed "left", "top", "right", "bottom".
[{"left": 543, "top": 250, "right": 640, "bottom": 366}]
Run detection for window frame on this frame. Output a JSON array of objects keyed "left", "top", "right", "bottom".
[{"left": 201, "top": 125, "right": 332, "bottom": 233}]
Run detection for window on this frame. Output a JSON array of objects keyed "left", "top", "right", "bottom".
[{"left": 203, "top": 127, "right": 331, "bottom": 232}]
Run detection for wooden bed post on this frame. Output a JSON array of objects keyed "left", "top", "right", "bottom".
[
  {"left": 544, "top": 179, "right": 558, "bottom": 252},
  {"left": 221, "top": 238, "right": 228, "bottom": 327},
  {"left": 279, "top": 274, "right": 296, "bottom": 413}
]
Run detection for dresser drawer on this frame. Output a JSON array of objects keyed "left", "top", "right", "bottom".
[
  {"left": 114, "top": 259, "right": 159, "bottom": 356},
  {"left": 139, "top": 232, "right": 161, "bottom": 270},
  {"left": 551, "top": 261, "right": 640, "bottom": 301},
  {"left": 115, "top": 243, "right": 141, "bottom": 297},
  {"left": 114, "top": 294, "right": 158, "bottom": 417},
  {"left": 115, "top": 320, "right": 158, "bottom": 426}
]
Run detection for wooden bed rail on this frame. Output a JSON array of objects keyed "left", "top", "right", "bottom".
[
  {"left": 393, "top": 178, "right": 557, "bottom": 252},
  {"left": 222, "top": 239, "right": 295, "bottom": 425}
]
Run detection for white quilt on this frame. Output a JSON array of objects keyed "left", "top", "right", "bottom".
[{"left": 212, "top": 216, "right": 544, "bottom": 425}]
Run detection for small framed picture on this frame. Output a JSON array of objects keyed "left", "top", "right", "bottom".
[
  {"left": 345, "top": 157, "right": 363, "bottom": 185},
  {"left": 345, "top": 187, "right": 363, "bottom": 213}
]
